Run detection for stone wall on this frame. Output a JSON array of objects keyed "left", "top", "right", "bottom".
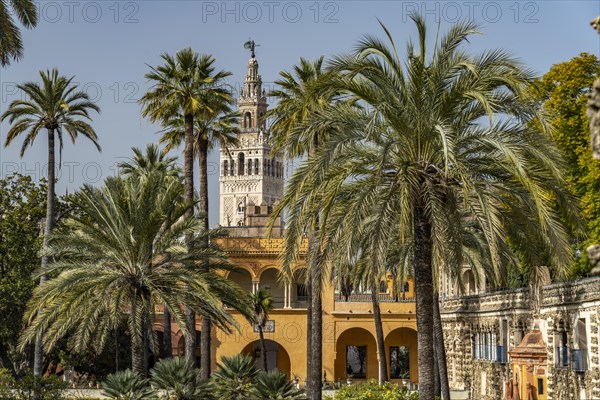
[{"left": 441, "top": 277, "right": 600, "bottom": 399}]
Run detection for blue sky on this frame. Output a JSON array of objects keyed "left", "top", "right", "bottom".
[{"left": 1, "top": 0, "right": 599, "bottom": 226}]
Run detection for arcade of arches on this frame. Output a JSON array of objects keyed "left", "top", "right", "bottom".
[{"left": 153, "top": 236, "right": 419, "bottom": 384}]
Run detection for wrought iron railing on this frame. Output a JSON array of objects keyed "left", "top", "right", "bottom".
[
  {"left": 496, "top": 345, "right": 507, "bottom": 364},
  {"left": 571, "top": 349, "right": 587, "bottom": 372},
  {"left": 335, "top": 293, "right": 415, "bottom": 303},
  {"left": 556, "top": 345, "right": 569, "bottom": 368}
]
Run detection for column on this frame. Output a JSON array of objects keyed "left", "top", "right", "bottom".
[{"left": 285, "top": 283, "right": 292, "bottom": 309}]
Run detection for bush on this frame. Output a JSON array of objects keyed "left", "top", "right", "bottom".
[
  {"left": 101, "top": 370, "right": 156, "bottom": 400},
  {"left": 327, "top": 381, "right": 418, "bottom": 400},
  {"left": 249, "top": 370, "right": 305, "bottom": 400},
  {"left": 150, "top": 357, "right": 211, "bottom": 400}
]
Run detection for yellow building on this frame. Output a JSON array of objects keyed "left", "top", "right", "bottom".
[{"left": 153, "top": 47, "right": 418, "bottom": 387}]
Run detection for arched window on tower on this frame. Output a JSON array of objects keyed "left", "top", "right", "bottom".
[
  {"left": 264, "top": 159, "right": 269, "bottom": 176},
  {"left": 244, "top": 112, "right": 252, "bottom": 129},
  {"left": 254, "top": 158, "right": 259, "bottom": 175},
  {"left": 238, "top": 153, "right": 245, "bottom": 176},
  {"left": 230, "top": 160, "right": 235, "bottom": 176},
  {"left": 271, "top": 159, "right": 276, "bottom": 177},
  {"left": 223, "top": 160, "right": 228, "bottom": 176}
]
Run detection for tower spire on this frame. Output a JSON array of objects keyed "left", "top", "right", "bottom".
[{"left": 218, "top": 43, "right": 284, "bottom": 230}]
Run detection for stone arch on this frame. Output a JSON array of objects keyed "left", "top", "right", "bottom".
[
  {"left": 259, "top": 267, "right": 285, "bottom": 308},
  {"left": 175, "top": 330, "right": 202, "bottom": 365},
  {"left": 241, "top": 339, "right": 291, "bottom": 378},
  {"left": 463, "top": 269, "right": 477, "bottom": 294},
  {"left": 227, "top": 267, "right": 254, "bottom": 293},
  {"left": 244, "top": 111, "right": 252, "bottom": 128},
  {"left": 291, "top": 267, "right": 308, "bottom": 307},
  {"left": 335, "top": 327, "right": 377, "bottom": 381},
  {"left": 385, "top": 327, "right": 418, "bottom": 383}
]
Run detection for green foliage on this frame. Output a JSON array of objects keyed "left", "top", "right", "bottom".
[
  {"left": 0, "top": 175, "right": 46, "bottom": 372},
  {"left": 102, "top": 370, "right": 156, "bottom": 400},
  {"left": 149, "top": 357, "right": 210, "bottom": 400},
  {"left": 10, "top": 373, "right": 66, "bottom": 400},
  {"left": 326, "top": 381, "right": 418, "bottom": 400},
  {"left": 531, "top": 53, "right": 600, "bottom": 277},
  {"left": 18, "top": 167, "right": 248, "bottom": 374},
  {"left": 211, "top": 354, "right": 257, "bottom": 399},
  {"left": 249, "top": 370, "right": 306, "bottom": 400},
  {"left": 0, "top": 0, "right": 37, "bottom": 66}
]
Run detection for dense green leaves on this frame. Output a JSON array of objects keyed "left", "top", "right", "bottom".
[
  {"left": 529, "top": 53, "right": 600, "bottom": 277},
  {"left": 0, "top": 0, "right": 37, "bottom": 66},
  {"left": 0, "top": 175, "right": 46, "bottom": 372}
]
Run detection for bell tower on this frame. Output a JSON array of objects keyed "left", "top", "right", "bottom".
[{"left": 219, "top": 42, "right": 284, "bottom": 230}]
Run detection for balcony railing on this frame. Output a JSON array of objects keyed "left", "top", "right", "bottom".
[
  {"left": 556, "top": 345, "right": 569, "bottom": 368},
  {"left": 335, "top": 293, "right": 415, "bottom": 303},
  {"left": 571, "top": 349, "right": 588, "bottom": 372},
  {"left": 266, "top": 296, "right": 309, "bottom": 309},
  {"left": 497, "top": 345, "right": 507, "bottom": 364}
]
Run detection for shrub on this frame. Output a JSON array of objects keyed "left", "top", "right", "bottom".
[
  {"left": 150, "top": 357, "right": 211, "bottom": 400},
  {"left": 211, "top": 354, "right": 257, "bottom": 400},
  {"left": 249, "top": 370, "right": 305, "bottom": 400},
  {"left": 328, "top": 381, "right": 418, "bottom": 400},
  {"left": 101, "top": 369, "right": 156, "bottom": 400},
  {"left": 10, "top": 374, "right": 67, "bottom": 400}
]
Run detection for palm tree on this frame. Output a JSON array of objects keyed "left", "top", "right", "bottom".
[
  {"left": 0, "top": 0, "right": 37, "bottom": 66},
  {"left": 250, "top": 370, "right": 306, "bottom": 400},
  {"left": 274, "top": 16, "right": 578, "bottom": 400},
  {"left": 159, "top": 94, "right": 239, "bottom": 216},
  {"left": 150, "top": 357, "right": 212, "bottom": 400},
  {"left": 267, "top": 56, "right": 338, "bottom": 399},
  {"left": 18, "top": 170, "right": 246, "bottom": 377},
  {"left": 118, "top": 143, "right": 180, "bottom": 358},
  {"left": 141, "top": 49, "right": 233, "bottom": 377},
  {"left": 102, "top": 370, "right": 157, "bottom": 400},
  {"left": 212, "top": 354, "right": 258, "bottom": 400},
  {"left": 247, "top": 289, "right": 273, "bottom": 372},
  {"left": 1, "top": 68, "right": 100, "bottom": 375}
]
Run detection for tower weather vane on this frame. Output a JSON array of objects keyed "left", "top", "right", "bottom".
[{"left": 244, "top": 39, "right": 259, "bottom": 58}]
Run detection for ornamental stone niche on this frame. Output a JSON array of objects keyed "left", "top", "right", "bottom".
[{"left": 506, "top": 329, "right": 548, "bottom": 400}]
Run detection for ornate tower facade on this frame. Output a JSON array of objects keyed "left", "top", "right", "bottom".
[{"left": 219, "top": 51, "right": 284, "bottom": 228}]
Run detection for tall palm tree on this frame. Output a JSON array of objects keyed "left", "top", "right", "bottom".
[
  {"left": 267, "top": 56, "right": 338, "bottom": 399},
  {"left": 141, "top": 48, "right": 232, "bottom": 377},
  {"left": 18, "top": 170, "right": 247, "bottom": 377},
  {"left": 118, "top": 143, "right": 180, "bottom": 359},
  {"left": 247, "top": 289, "right": 273, "bottom": 372},
  {"left": 1, "top": 68, "right": 100, "bottom": 375},
  {"left": 274, "top": 16, "right": 578, "bottom": 400},
  {"left": 0, "top": 0, "right": 37, "bottom": 66}
]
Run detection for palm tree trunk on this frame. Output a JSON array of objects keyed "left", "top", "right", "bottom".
[
  {"left": 198, "top": 137, "right": 212, "bottom": 380},
  {"left": 308, "top": 136, "right": 322, "bottom": 400},
  {"left": 370, "top": 288, "right": 388, "bottom": 384},
  {"left": 309, "top": 248, "right": 322, "bottom": 400},
  {"left": 433, "top": 293, "right": 450, "bottom": 400},
  {"left": 183, "top": 113, "right": 197, "bottom": 368},
  {"left": 413, "top": 202, "right": 435, "bottom": 400},
  {"left": 306, "top": 268, "right": 313, "bottom": 393},
  {"left": 131, "top": 297, "right": 145, "bottom": 376},
  {"left": 259, "top": 326, "right": 268, "bottom": 371},
  {"left": 34, "top": 128, "right": 56, "bottom": 376},
  {"left": 434, "top": 345, "right": 440, "bottom": 396},
  {"left": 163, "top": 308, "right": 172, "bottom": 357}
]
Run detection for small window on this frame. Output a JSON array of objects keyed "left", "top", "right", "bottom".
[
  {"left": 379, "top": 281, "right": 388, "bottom": 293},
  {"left": 254, "top": 158, "right": 259, "bottom": 174},
  {"left": 346, "top": 346, "right": 367, "bottom": 378},
  {"left": 537, "top": 378, "right": 544, "bottom": 395},
  {"left": 223, "top": 160, "right": 228, "bottom": 176},
  {"left": 389, "top": 346, "right": 409, "bottom": 379},
  {"left": 247, "top": 159, "right": 252, "bottom": 175},
  {"left": 238, "top": 153, "right": 245, "bottom": 176},
  {"left": 230, "top": 160, "right": 235, "bottom": 176}
]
